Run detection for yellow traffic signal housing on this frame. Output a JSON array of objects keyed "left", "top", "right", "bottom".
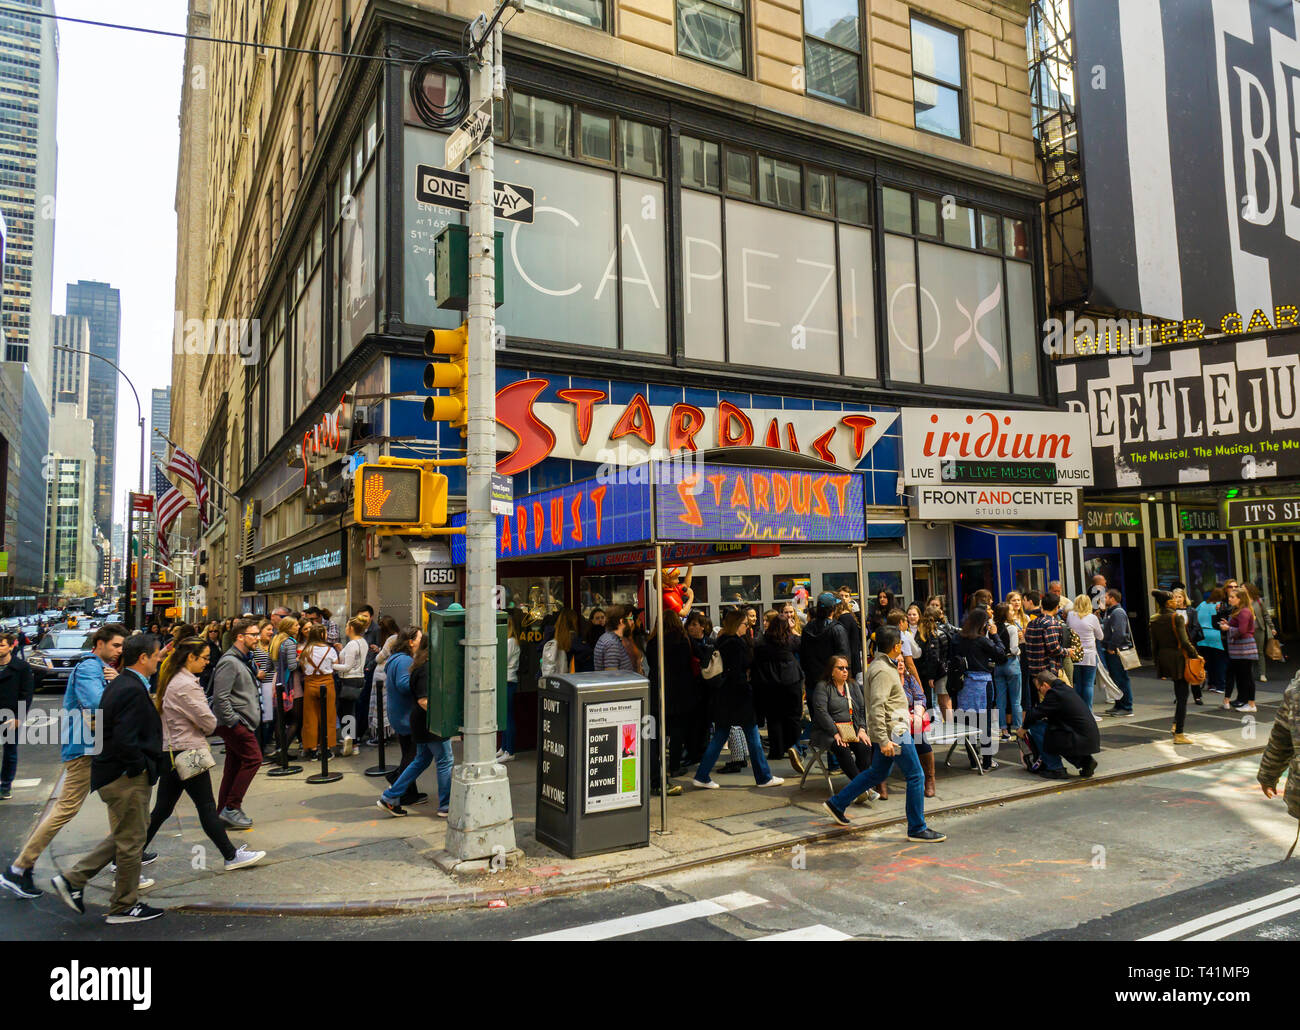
[
  {"left": 353, "top": 457, "right": 456, "bottom": 537},
  {"left": 423, "top": 322, "right": 468, "bottom": 429}
]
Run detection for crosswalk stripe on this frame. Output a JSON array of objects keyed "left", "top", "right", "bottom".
[
  {"left": 753, "top": 924, "right": 853, "bottom": 941},
  {"left": 9, "top": 779, "right": 40, "bottom": 788},
  {"left": 517, "top": 892, "right": 767, "bottom": 941},
  {"left": 1139, "top": 886, "right": 1300, "bottom": 941},
  {"left": 1184, "top": 898, "right": 1300, "bottom": 941}
]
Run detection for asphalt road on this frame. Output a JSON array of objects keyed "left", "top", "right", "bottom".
[{"left": 0, "top": 750, "right": 1296, "bottom": 942}]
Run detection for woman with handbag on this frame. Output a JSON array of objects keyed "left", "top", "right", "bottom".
[
  {"left": 1150, "top": 590, "right": 1200, "bottom": 744},
  {"left": 809, "top": 653, "right": 874, "bottom": 795},
  {"left": 299, "top": 624, "right": 339, "bottom": 760},
  {"left": 1245, "top": 583, "right": 1276, "bottom": 683},
  {"left": 1220, "top": 587, "right": 1258, "bottom": 713},
  {"left": 145, "top": 637, "right": 265, "bottom": 871},
  {"left": 335, "top": 618, "right": 368, "bottom": 757},
  {"left": 270, "top": 618, "right": 302, "bottom": 755}
]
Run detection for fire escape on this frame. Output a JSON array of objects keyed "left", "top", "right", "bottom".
[{"left": 1028, "top": 0, "right": 1087, "bottom": 315}]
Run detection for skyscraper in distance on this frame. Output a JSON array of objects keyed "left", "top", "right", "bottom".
[{"left": 66, "top": 280, "right": 121, "bottom": 542}]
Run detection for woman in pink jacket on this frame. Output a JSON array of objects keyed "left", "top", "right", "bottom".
[{"left": 145, "top": 637, "right": 266, "bottom": 871}]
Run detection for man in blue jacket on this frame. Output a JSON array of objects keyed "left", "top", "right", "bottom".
[{"left": 0, "top": 623, "right": 124, "bottom": 900}]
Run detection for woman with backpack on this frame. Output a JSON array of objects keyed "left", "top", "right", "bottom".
[
  {"left": 754, "top": 608, "right": 803, "bottom": 764},
  {"left": 954, "top": 608, "right": 1007, "bottom": 771},
  {"left": 915, "top": 606, "right": 949, "bottom": 711},
  {"left": 378, "top": 632, "right": 453, "bottom": 817},
  {"left": 691, "top": 610, "right": 783, "bottom": 790}
]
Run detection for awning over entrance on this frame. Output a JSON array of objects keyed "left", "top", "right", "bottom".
[{"left": 449, "top": 450, "right": 869, "bottom": 564}]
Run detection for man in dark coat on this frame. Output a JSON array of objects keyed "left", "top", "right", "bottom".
[
  {"left": 1018, "top": 671, "right": 1101, "bottom": 780},
  {"left": 800, "top": 593, "right": 850, "bottom": 690}
]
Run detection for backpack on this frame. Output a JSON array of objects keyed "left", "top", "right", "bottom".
[
  {"left": 943, "top": 624, "right": 967, "bottom": 677},
  {"left": 1184, "top": 613, "right": 1204, "bottom": 645}
]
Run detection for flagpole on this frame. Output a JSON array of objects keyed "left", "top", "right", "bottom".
[{"left": 152, "top": 428, "right": 238, "bottom": 498}]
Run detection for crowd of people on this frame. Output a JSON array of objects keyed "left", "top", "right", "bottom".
[{"left": 0, "top": 572, "right": 1284, "bottom": 920}]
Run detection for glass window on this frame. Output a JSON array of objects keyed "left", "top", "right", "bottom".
[
  {"left": 578, "top": 576, "right": 639, "bottom": 618},
  {"left": 917, "top": 242, "right": 1009, "bottom": 393},
  {"left": 339, "top": 165, "right": 376, "bottom": 354},
  {"left": 807, "top": 170, "right": 833, "bottom": 215},
  {"left": 1003, "top": 216, "right": 1030, "bottom": 259},
  {"left": 979, "top": 211, "right": 1001, "bottom": 252},
  {"left": 835, "top": 176, "right": 870, "bottom": 224},
  {"left": 620, "top": 120, "right": 664, "bottom": 177},
  {"left": 885, "top": 233, "right": 920, "bottom": 382},
  {"left": 525, "top": 0, "right": 605, "bottom": 29},
  {"left": 578, "top": 110, "right": 613, "bottom": 163},
  {"left": 509, "top": 93, "right": 571, "bottom": 156},
  {"left": 911, "top": 17, "right": 964, "bottom": 140},
  {"left": 294, "top": 266, "right": 322, "bottom": 415},
  {"left": 911, "top": 17, "right": 961, "bottom": 85},
  {"left": 839, "top": 224, "right": 877, "bottom": 379},
  {"left": 917, "top": 196, "right": 938, "bottom": 237},
  {"left": 882, "top": 186, "right": 912, "bottom": 233},
  {"left": 1006, "top": 260, "right": 1039, "bottom": 395},
  {"left": 822, "top": 571, "right": 858, "bottom": 596},
  {"left": 678, "top": 0, "right": 745, "bottom": 73},
  {"left": 941, "top": 203, "right": 975, "bottom": 247},
  {"left": 726, "top": 149, "right": 754, "bottom": 197},
  {"left": 719, "top": 574, "right": 762, "bottom": 605},
  {"left": 772, "top": 573, "right": 812, "bottom": 602},
  {"left": 681, "top": 136, "right": 721, "bottom": 190},
  {"left": 682, "top": 190, "right": 725, "bottom": 361},
  {"left": 621, "top": 176, "right": 669, "bottom": 354},
  {"left": 724, "top": 200, "right": 839, "bottom": 375},
  {"left": 804, "top": 0, "right": 862, "bottom": 107},
  {"left": 758, "top": 156, "right": 802, "bottom": 209}
]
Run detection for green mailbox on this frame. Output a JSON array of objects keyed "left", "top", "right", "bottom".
[
  {"left": 423, "top": 601, "right": 508, "bottom": 739},
  {"left": 434, "top": 224, "right": 504, "bottom": 310}
]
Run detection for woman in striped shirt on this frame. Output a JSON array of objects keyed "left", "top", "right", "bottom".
[{"left": 1219, "top": 587, "right": 1258, "bottom": 713}]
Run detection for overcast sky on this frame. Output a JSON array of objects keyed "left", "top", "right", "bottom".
[{"left": 49, "top": 0, "right": 186, "bottom": 528}]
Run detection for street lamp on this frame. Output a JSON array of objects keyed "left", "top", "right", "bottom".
[{"left": 54, "top": 345, "right": 147, "bottom": 632}]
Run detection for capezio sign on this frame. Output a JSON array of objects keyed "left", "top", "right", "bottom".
[
  {"left": 1057, "top": 336, "right": 1300, "bottom": 489},
  {"left": 494, "top": 379, "right": 895, "bottom": 475}
]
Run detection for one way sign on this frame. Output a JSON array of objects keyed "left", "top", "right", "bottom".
[{"left": 415, "top": 165, "right": 534, "bottom": 224}]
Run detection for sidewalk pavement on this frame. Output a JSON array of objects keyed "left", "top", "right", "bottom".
[{"left": 35, "top": 664, "right": 1294, "bottom": 916}]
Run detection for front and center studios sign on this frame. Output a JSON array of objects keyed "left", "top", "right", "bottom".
[{"left": 900, "top": 408, "right": 1092, "bottom": 520}]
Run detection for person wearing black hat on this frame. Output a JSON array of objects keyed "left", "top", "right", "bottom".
[{"left": 1017, "top": 671, "right": 1100, "bottom": 779}]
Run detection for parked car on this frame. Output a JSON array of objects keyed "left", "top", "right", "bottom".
[{"left": 26, "top": 630, "right": 93, "bottom": 694}]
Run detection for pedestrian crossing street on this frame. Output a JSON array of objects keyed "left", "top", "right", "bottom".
[
  {"left": 1140, "top": 886, "right": 1300, "bottom": 941},
  {"left": 516, "top": 891, "right": 853, "bottom": 941}
]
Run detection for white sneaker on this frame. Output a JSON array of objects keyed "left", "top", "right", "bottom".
[
  {"left": 1239, "top": 703, "right": 1258, "bottom": 713},
  {"left": 692, "top": 778, "right": 719, "bottom": 789},
  {"left": 342, "top": 737, "right": 355, "bottom": 757},
  {"left": 224, "top": 845, "right": 266, "bottom": 871},
  {"left": 757, "top": 776, "right": 785, "bottom": 788},
  {"left": 137, "top": 877, "right": 155, "bottom": 891},
  {"left": 1222, "top": 701, "right": 1234, "bottom": 710},
  {"left": 1260, "top": 676, "right": 1268, "bottom": 683},
  {"left": 864, "top": 788, "right": 881, "bottom": 802},
  {"left": 1094, "top": 715, "right": 1103, "bottom": 723},
  {"left": 496, "top": 751, "right": 514, "bottom": 763}
]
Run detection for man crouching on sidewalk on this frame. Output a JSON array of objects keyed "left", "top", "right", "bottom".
[{"left": 1017, "top": 671, "right": 1100, "bottom": 780}]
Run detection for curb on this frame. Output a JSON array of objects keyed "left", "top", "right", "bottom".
[{"left": 174, "top": 743, "right": 1266, "bottom": 918}]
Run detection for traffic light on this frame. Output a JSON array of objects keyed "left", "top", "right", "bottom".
[
  {"left": 353, "top": 457, "right": 450, "bottom": 534},
  {"left": 423, "top": 322, "right": 468, "bottom": 430}
]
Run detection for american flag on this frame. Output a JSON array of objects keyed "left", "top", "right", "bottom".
[
  {"left": 154, "top": 466, "right": 189, "bottom": 565},
  {"left": 165, "top": 447, "right": 210, "bottom": 528}
]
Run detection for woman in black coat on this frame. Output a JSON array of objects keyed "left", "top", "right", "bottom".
[
  {"left": 753, "top": 612, "right": 803, "bottom": 762},
  {"left": 648, "top": 608, "right": 694, "bottom": 784},
  {"left": 690, "top": 610, "right": 782, "bottom": 789}
]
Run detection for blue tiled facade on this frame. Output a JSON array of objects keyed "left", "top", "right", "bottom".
[{"left": 385, "top": 357, "right": 904, "bottom": 507}]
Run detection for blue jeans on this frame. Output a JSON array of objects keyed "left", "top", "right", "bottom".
[
  {"left": 1103, "top": 651, "right": 1133, "bottom": 710},
  {"left": 1026, "top": 721, "right": 1063, "bottom": 771},
  {"left": 992, "top": 662, "right": 1023, "bottom": 731},
  {"left": 1072, "top": 663, "right": 1096, "bottom": 712},
  {"left": 695, "top": 725, "right": 773, "bottom": 784},
  {"left": 0, "top": 739, "right": 16, "bottom": 789},
  {"left": 829, "top": 731, "right": 928, "bottom": 836},
  {"left": 1201, "top": 647, "right": 1228, "bottom": 694},
  {"left": 383, "top": 739, "right": 454, "bottom": 809}
]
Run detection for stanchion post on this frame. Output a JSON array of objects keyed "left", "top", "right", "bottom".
[
  {"left": 305, "top": 682, "right": 342, "bottom": 785},
  {"left": 365, "top": 678, "right": 390, "bottom": 777}
]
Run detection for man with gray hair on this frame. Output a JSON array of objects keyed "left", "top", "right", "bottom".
[{"left": 269, "top": 607, "right": 290, "bottom": 633}]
